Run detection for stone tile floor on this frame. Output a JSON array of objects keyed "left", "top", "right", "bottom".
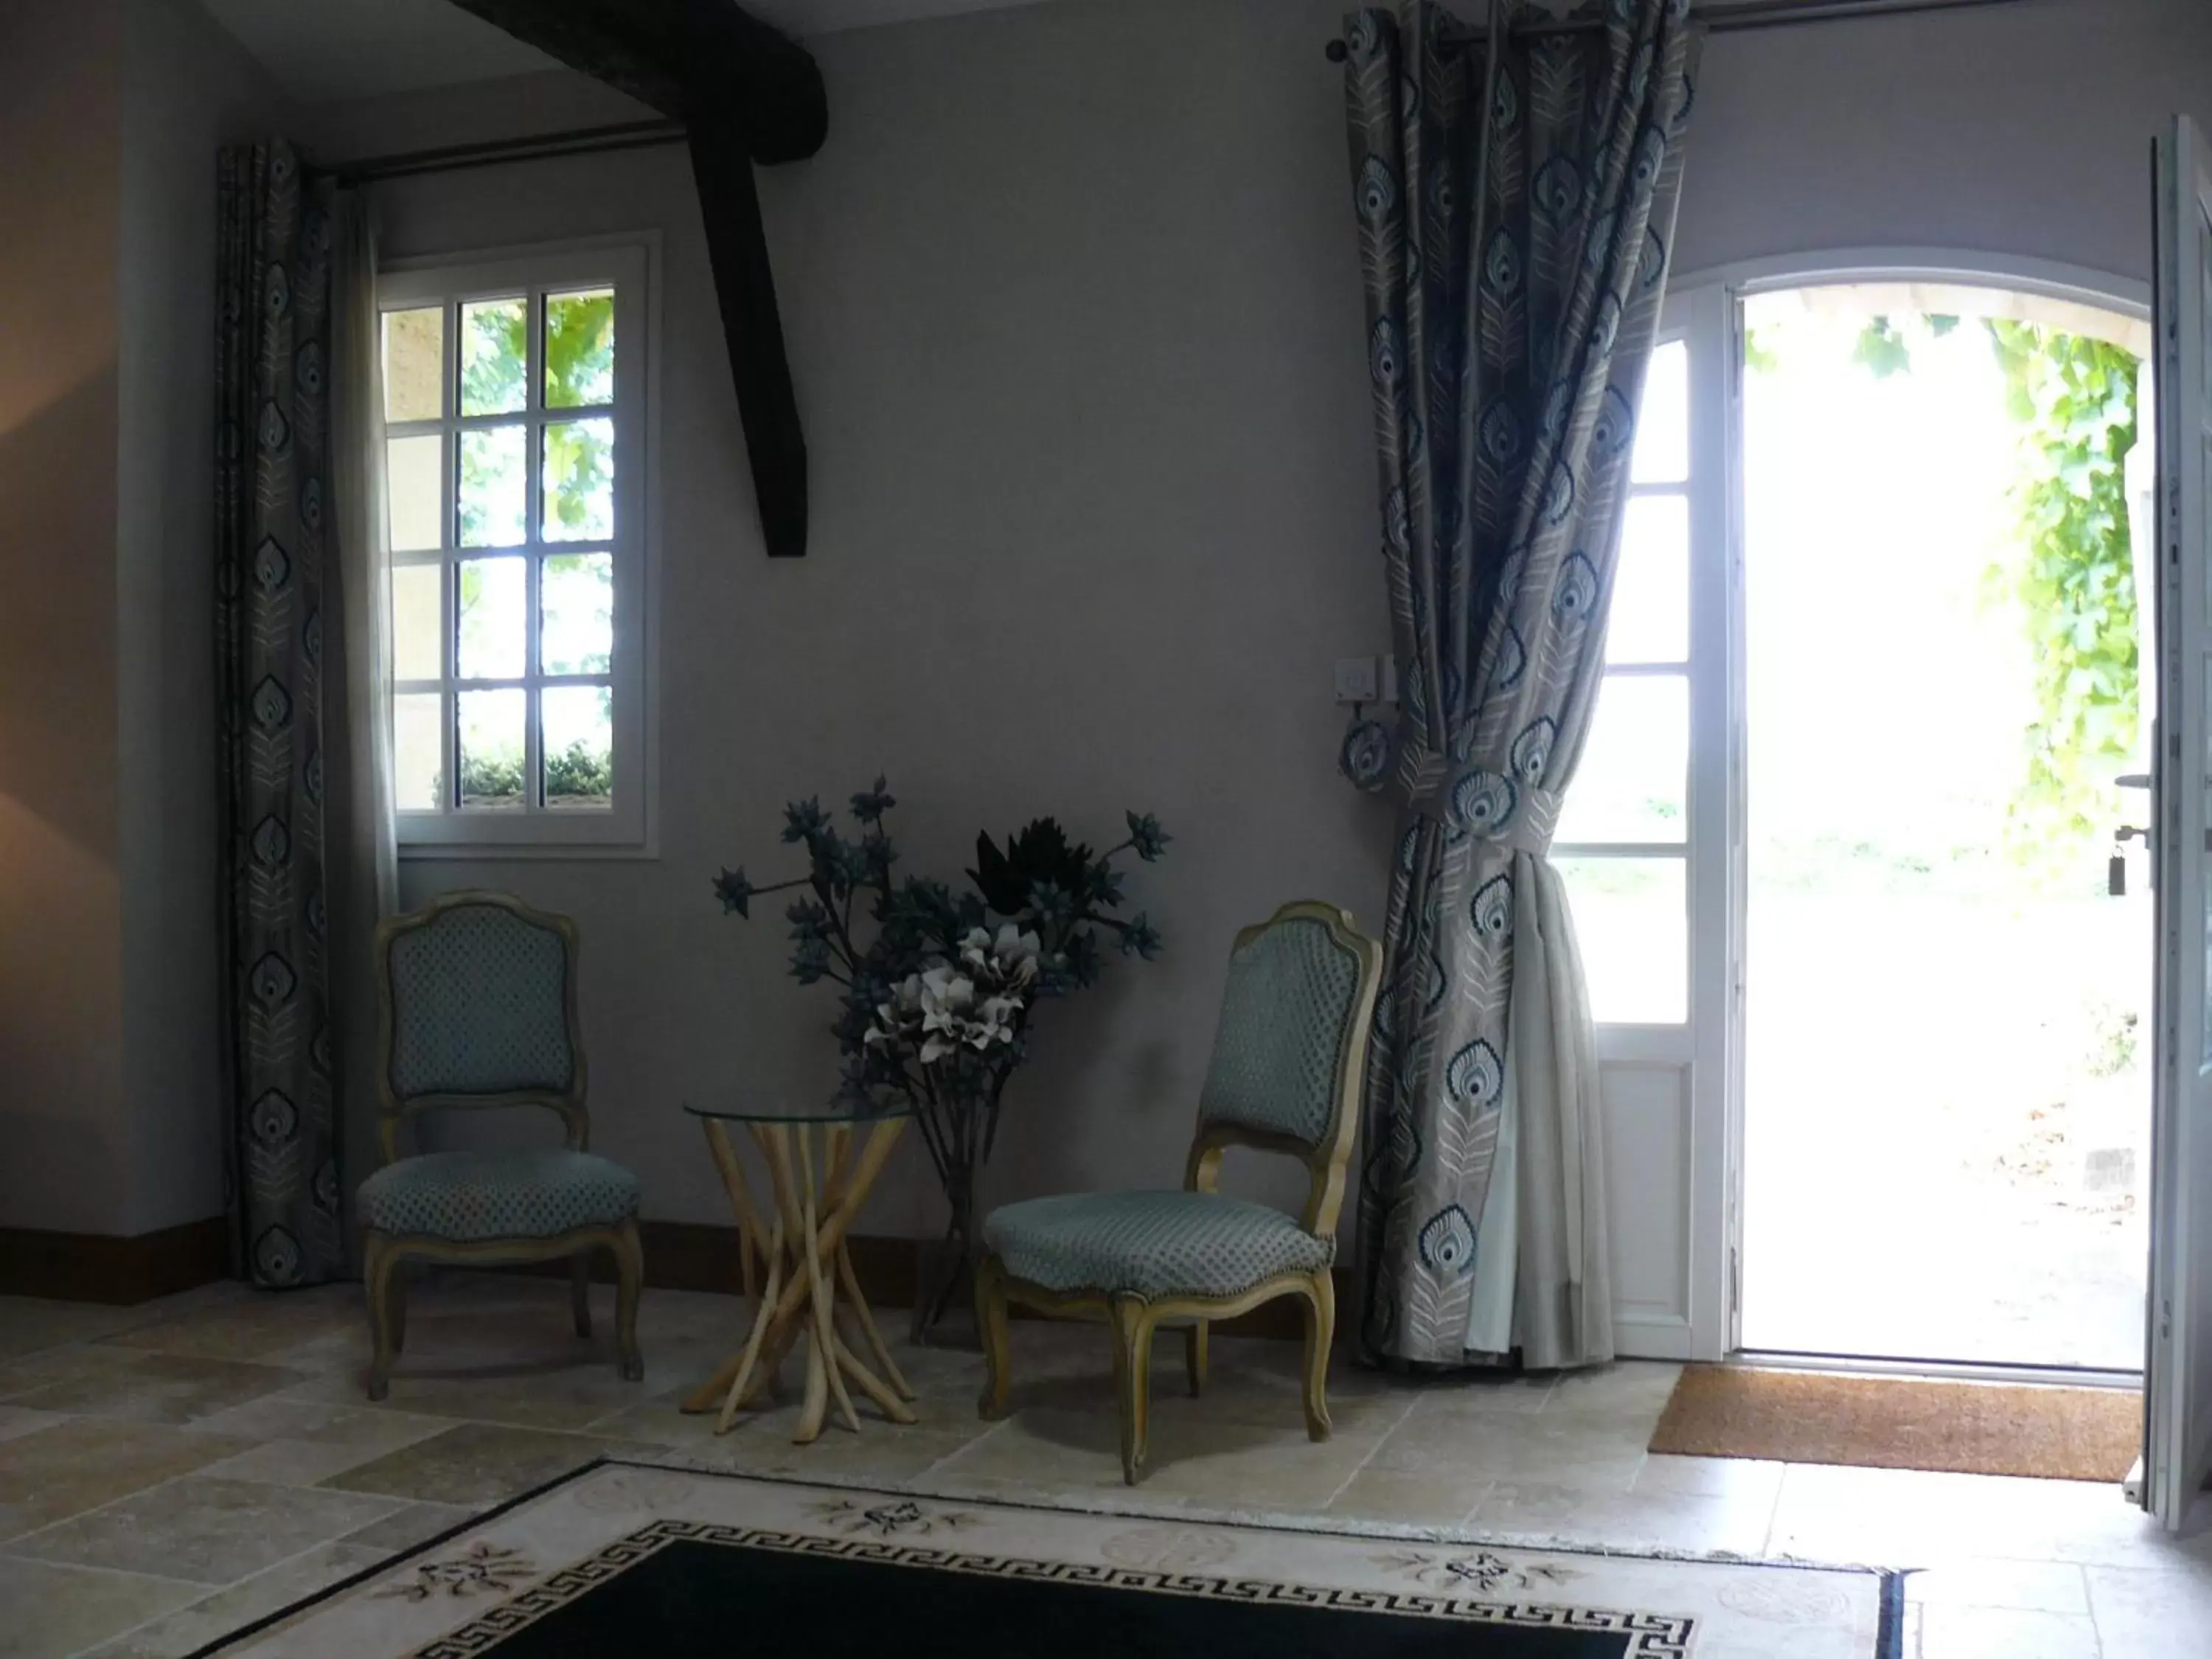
[{"left": 0, "top": 1272, "right": 2207, "bottom": 1658}]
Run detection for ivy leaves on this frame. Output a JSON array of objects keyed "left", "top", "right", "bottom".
[{"left": 1982, "top": 319, "right": 2141, "bottom": 848}]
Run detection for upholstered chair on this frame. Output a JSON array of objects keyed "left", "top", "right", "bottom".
[
  {"left": 357, "top": 890, "right": 644, "bottom": 1400},
  {"left": 975, "top": 900, "right": 1382, "bottom": 1483}
]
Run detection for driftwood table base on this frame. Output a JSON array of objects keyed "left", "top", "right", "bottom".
[{"left": 680, "top": 1115, "right": 917, "bottom": 1443}]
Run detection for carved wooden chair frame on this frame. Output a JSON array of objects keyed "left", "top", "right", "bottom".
[
  {"left": 974, "top": 900, "right": 1383, "bottom": 1483},
  {"left": 361, "top": 888, "right": 643, "bottom": 1400}
]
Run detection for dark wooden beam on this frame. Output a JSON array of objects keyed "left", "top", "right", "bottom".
[
  {"left": 443, "top": 0, "right": 827, "bottom": 162},
  {"left": 443, "top": 0, "right": 822, "bottom": 554}
]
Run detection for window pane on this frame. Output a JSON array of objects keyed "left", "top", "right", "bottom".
[
  {"left": 545, "top": 288, "right": 614, "bottom": 409},
  {"left": 1554, "top": 674, "right": 1688, "bottom": 844},
  {"left": 1607, "top": 495, "right": 1689, "bottom": 664},
  {"left": 541, "top": 418, "right": 613, "bottom": 542},
  {"left": 386, "top": 434, "right": 444, "bottom": 552},
  {"left": 381, "top": 307, "right": 442, "bottom": 422},
  {"left": 543, "top": 685, "right": 613, "bottom": 809},
  {"left": 1632, "top": 338, "right": 1689, "bottom": 484},
  {"left": 458, "top": 425, "right": 526, "bottom": 548},
  {"left": 1554, "top": 857, "right": 1687, "bottom": 1023},
  {"left": 542, "top": 552, "right": 612, "bottom": 675},
  {"left": 392, "top": 564, "right": 443, "bottom": 681},
  {"left": 393, "top": 692, "right": 445, "bottom": 810},
  {"left": 457, "top": 557, "right": 526, "bottom": 681},
  {"left": 459, "top": 296, "right": 526, "bottom": 417},
  {"left": 456, "top": 688, "right": 525, "bottom": 810}
]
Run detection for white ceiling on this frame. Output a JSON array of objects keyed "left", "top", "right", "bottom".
[{"left": 199, "top": 0, "right": 1062, "bottom": 102}]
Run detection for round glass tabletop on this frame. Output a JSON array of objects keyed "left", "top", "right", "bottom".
[{"left": 682, "top": 1096, "right": 913, "bottom": 1125}]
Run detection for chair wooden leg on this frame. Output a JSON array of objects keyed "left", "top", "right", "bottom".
[
  {"left": 364, "top": 1234, "right": 399, "bottom": 1402},
  {"left": 389, "top": 1261, "right": 408, "bottom": 1356},
  {"left": 571, "top": 1252, "right": 594, "bottom": 1340},
  {"left": 1184, "top": 1319, "right": 1208, "bottom": 1397},
  {"left": 1300, "top": 1272, "right": 1335, "bottom": 1442},
  {"left": 975, "top": 1253, "right": 1012, "bottom": 1421},
  {"left": 611, "top": 1219, "right": 645, "bottom": 1382},
  {"left": 1110, "top": 1296, "right": 1155, "bottom": 1484}
]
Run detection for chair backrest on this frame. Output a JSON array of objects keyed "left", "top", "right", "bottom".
[
  {"left": 1185, "top": 901, "right": 1382, "bottom": 1239},
  {"left": 373, "top": 890, "right": 587, "bottom": 1161}
]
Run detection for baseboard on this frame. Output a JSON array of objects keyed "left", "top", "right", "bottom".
[
  {"left": 536, "top": 1220, "right": 1349, "bottom": 1343},
  {"left": 0, "top": 1217, "right": 230, "bottom": 1304}
]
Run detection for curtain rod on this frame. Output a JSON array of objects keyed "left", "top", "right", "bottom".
[
  {"left": 1324, "top": 0, "right": 2037, "bottom": 55},
  {"left": 328, "top": 117, "right": 687, "bottom": 187}
]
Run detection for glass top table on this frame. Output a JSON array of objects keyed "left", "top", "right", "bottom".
[
  {"left": 681, "top": 1097, "right": 912, "bottom": 1124},
  {"left": 679, "top": 1093, "right": 917, "bottom": 1444}
]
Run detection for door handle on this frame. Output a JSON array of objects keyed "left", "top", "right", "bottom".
[{"left": 2117, "top": 773, "right": 2152, "bottom": 790}]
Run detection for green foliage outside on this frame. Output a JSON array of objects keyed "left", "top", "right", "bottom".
[
  {"left": 451, "top": 292, "right": 617, "bottom": 807},
  {"left": 1770, "top": 312, "right": 2143, "bottom": 850}
]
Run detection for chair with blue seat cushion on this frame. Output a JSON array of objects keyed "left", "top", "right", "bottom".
[
  {"left": 976, "top": 900, "right": 1382, "bottom": 1483},
  {"left": 359, "top": 890, "right": 644, "bottom": 1400}
]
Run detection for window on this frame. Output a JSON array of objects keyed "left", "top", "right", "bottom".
[
  {"left": 378, "top": 244, "right": 650, "bottom": 849},
  {"left": 1554, "top": 335, "right": 1692, "bottom": 1023}
]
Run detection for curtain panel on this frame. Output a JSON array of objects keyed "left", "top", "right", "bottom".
[
  {"left": 217, "top": 142, "right": 347, "bottom": 1287},
  {"left": 1340, "top": 0, "right": 1697, "bottom": 1369}
]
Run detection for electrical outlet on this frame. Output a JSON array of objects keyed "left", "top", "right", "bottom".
[{"left": 1335, "top": 657, "right": 1379, "bottom": 704}]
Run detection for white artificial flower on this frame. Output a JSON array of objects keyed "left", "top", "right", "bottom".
[{"left": 992, "top": 924, "right": 1042, "bottom": 981}]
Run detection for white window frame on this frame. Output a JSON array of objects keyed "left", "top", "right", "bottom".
[{"left": 378, "top": 237, "right": 655, "bottom": 855}]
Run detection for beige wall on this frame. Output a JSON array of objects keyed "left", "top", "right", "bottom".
[
  {"left": 296, "top": 0, "right": 2212, "bottom": 1243},
  {"left": 0, "top": 0, "right": 282, "bottom": 1237},
  {"left": 0, "top": 0, "right": 129, "bottom": 1236}
]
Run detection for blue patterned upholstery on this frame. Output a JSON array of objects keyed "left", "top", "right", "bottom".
[
  {"left": 388, "top": 904, "right": 573, "bottom": 1098},
  {"left": 1197, "top": 915, "right": 1363, "bottom": 1148},
  {"left": 358, "top": 1149, "right": 638, "bottom": 1243},
  {"left": 984, "top": 1190, "right": 1332, "bottom": 1302}
]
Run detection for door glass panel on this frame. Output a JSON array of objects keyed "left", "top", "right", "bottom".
[
  {"left": 391, "top": 564, "right": 443, "bottom": 680},
  {"left": 393, "top": 692, "right": 445, "bottom": 810},
  {"left": 386, "top": 434, "right": 444, "bottom": 552},
  {"left": 542, "top": 418, "right": 614, "bottom": 542},
  {"left": 1608, "top": 495, "right": 1689, "bottom": 664},
  {"left": 1554, "top": 856, "right": 1686, "bottom": 1023},
  {"left": 457, "top": 557, "right": 526, "bottom": 681},
  {"left": 381, "top": 307, "right": 443, "bottom": 422},
  {"left": 1632, "top": 338, "right": 1689, "bottom": 484},
  {"left": 456, "top": 688, "right": 526, "bottom": 810},
  {"left": 543, "top": 686, "right": 613, "bottom": 809},
  {"left": 458, "top": 425, "right": 526, "bottom": 548},
  {"left": 545, "top": 288, "right": 615, "bottom": 409},
  {"left": 1554, "top": 674, "right": 1688, "bottom": 843},
  {"left": 541, "top": 553, "right": 613, "bottom": 675},
  {"left": 459, "top": 297, "right": 527, "bottom": 417}
]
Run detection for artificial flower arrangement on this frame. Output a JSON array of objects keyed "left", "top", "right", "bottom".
[{"left": 714, "top": 779, "right": 1169, "bottom": 1335}]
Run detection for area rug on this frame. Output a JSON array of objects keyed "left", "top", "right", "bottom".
[
  {"left": 1649, "top": 1365, "right": 2141, "bottom": 1482},
  {"left": 192, "top": 1461, "right": 1903, "bottom": 1658}
]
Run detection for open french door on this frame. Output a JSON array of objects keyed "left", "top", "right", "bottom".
[{"left": 2146, "top": 114, "right": 2212, "bottom": 1529}]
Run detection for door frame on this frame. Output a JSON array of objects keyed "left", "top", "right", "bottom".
[{"left": 1660, "top": 250, "right": 2151, "bottom": 1365}]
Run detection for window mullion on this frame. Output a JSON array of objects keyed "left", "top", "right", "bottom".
[{"left": 524, "top": 289, "right": 545, "bottom": 814}]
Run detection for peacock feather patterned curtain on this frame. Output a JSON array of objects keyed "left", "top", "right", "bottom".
[
  {"left": 217, "top": 142, "right": 347, "bottom": 1288},
  {"left": 1340, "top": 0, "right": 1697, "bottom": 1369}
]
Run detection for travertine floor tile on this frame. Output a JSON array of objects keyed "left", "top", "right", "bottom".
[
  {"left": 0, "top": 1557, "right": 202, "bottom": 1659},
  {"left": 0, "top": 1419, "right": 253, "bottom": 1540},
  {"left": 319, "top": 1422, "right": 660, "bottom": 1507},
  {"left": 80, "top": 1541, "right": 390, "bottom": 1659},
  {"left": 5, "top": 1475, "right": 400, "bottom": 1585},
  {"left": 2, "top": 1352, "right": 311, "bottom": 1427}
]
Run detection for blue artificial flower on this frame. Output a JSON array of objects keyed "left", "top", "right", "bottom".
[
  {"left": 786, "top": 897, "right": 831, "bottom": 940},
  {"left": 1125, "top": 810, "right": 1171, "bottom": 862},
  {"left": 713, "top": 867, "right": 753, "bottom": 917},
  {"left": 1088, "top": 865, "right": 1127, "bottom": 910},
  {"left": 856, "top": 832, "right": 894, "bottom": 883},
  {"left": 790, "top": 936, "right": 833, "bottom": 985},
  {"left": 1028, "top": 879, "right": 1077, "bottom": 929},
  {"left": 1119, "top": 912, "right": 1164, "bottom": 960},
  {"left": 849, "top": 776, "right": 897, "bottom": 823},
  {"left": 781, "top": 797, "right": 830, "bottom": 845}
]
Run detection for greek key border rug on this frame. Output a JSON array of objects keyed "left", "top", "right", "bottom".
[{"left": 192, "top": 1461, "right": 1903, "bottom": 1658}]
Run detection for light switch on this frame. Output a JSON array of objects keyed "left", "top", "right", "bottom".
[{"left": 1335, "top": 657, "right": 1380, "bottom": 704}]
